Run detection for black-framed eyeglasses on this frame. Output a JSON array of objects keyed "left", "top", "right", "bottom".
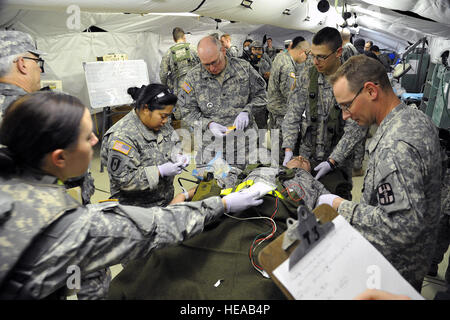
[
  {"left": 22, "top": 56, "right": 45, "bottom": 73},
  {"left": 310, "top": 49, "right": 337, "bottom": 62},
  {"left": 202, "top": 54, "right": 222, "bottom": 68},
  {"left": 338, "top": 85, "right": 364, "bottom": 113}
]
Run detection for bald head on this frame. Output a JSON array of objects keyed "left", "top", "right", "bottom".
[
  {"left": 197, "top": 36, "right": 227, "bottom": 75},
  {"left": 198, "top": 36, "right": 222, "bottom": 55},
  {"left": 340, "top": 29, "right": 352, "bottom": 42}
]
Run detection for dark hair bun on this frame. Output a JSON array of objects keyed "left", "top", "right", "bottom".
[{"left": 127, "top": 87, "right": 139, "bottom": 100}]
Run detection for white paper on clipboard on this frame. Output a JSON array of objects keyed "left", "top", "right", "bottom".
[{"left": 273, "top": 216, "right": 424, "bottom": 300}]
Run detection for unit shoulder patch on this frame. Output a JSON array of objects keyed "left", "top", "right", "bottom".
[{"left": 377, "top": 183, "right": 395, "bottom": 205}]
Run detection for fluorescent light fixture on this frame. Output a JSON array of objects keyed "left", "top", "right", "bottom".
[
  {"left": 145, "top": 12, "right": 199, "bottom": 17},
  {"left": 240, "top": 0, "right": 253, "bottom": 9}
]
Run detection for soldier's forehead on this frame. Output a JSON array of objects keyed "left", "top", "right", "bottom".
[{"left": 311, "top": 43, "right": 333, "bottom": 55}]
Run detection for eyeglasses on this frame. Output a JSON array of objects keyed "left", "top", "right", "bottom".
[
  {"left": 202, "top": 54, "right": 222, "bottom": 68},
  {"left": 310, "top": 49, "right": 337, "bottom": 62},
  {"left": 22, "top": 56, "right": 45, "bottom": 73},
  {"left": 338, "top": 85, "right": 364, "bottom": 113}
]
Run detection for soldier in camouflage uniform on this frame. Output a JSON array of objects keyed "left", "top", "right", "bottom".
[
  {"left": 318, "top": 54, "right": 443, "bottom": 291},
  {"left": 0, "top": 30, "right": 95, "bottom": 205},
  {"left": 264, "top": 37, "right": 277, "bottom": 61},
  {"left": 267, "top": 36, "right": 310, "bottom": 131},
  {"left": 101, "top": 84, "right": 190, "bottom": 208},
  {"left": 159, "top": 27, "right": 199, "bottom": 120},
  {"left": 247, "top": 41, "right": 271, "bottom": 129},
  {"left": 220, "top": 34, "right": 239, "bottom": 58},
  {"left": 282, "top": 28, "right": 366, "bottom": 198},
  {"left": 428, "top": 129, "right": 450, "bottom": 283},
  {"left": 178, "top": 36, "right": 268, "bottom": 168},
  {"left": 248, "top": 41, "right": 271, "bottom": 83},
  {"left": 340, "top": 29, "right": 367, "bottom": 177},
  {"left": 0, "top": 91, "right": 263, "bottom": 299},
  {"left": 0, "top": 30, "right": 44, "bottom": 122}
]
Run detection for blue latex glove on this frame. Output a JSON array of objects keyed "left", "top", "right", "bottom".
[
  {"left": 282, "top": 150, "right": 293, "bottom": 166},
  {"left": 315, "top": 194, "right": 339, "bottom": 208},
  {"left": 158, "top": 160, "right": 184, "bottom": 177},
  {"left": 233, "top": 112, "right": 249, "bottom": 130},
  {"left": 314, "top": 161, "right": 332, "bottom": 180},
  {"left": 223, "top": 191, "right": 263, "bottom": 213},
  {"left": 209, "top": 122, "right": 228, "bottom": 137}
]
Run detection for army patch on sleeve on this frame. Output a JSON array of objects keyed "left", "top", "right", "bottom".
[
  {"left": 256, "top": 76, "right": 266, "bottom": 88},
  {"left": 377, "top": 183, "right": 395, "bottom": 205},
  {"left": 109, "top": 156, "right": 123, "bottom": 173},
  {"left": 182, "top": 81, "right": 192, "bottom": 94},
  {"left": 289, "top": 72, "right": 296, "bottom": 79},
  {"left": 112, "top": 140, "right": 132, "bottom": 155}
]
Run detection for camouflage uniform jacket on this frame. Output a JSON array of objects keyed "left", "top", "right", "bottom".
[
  {"left": 266, "top": 51, "right": 297, "bottom": 128},
  {"left": 178, "top": 56, "right": 267, "bottom": 133},
  {"left": 338, "top": 103, "right": 442, "bottom": 288},
  {"left": 341, "top": 43, "right": 359, "bottom": 62},
  {"left": 0, "top": 170, "right": 224, "bottom": 299},
  {"left": 159, "top": 42, "right": 199, "bottom": 95},
  {"left": 282, "top": 68, "right": 366, "bottom": 170},
  {"left": 0, "top": 82, "right": 27, "bottom": 123},
  {"left": 101, "top": 110, "right": 182, "bottom": 207},
  {"left": 159, "top": 42, "right": 199, "bottom": 120},
  {"left": 226, "top": 45, "right": 239, "bottom": 58}
]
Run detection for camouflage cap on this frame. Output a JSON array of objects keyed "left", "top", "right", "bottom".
[
  {"left": 250, "top": 41, "right": 263, "bottom": 49},
  {"left": 0, "top": 30, "right": 46, "bottom": 59}
]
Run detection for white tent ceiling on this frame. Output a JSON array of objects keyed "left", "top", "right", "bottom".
[{"left": 1, "top": 0, "right": 449, "bottom": 112}]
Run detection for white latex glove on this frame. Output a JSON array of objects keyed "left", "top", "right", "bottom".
[
  {"left": 282, "top": 150, "right": 293, "bottom": 167},
  {"left": 176, "top": 154, "right": 190, "bottom": 168},
  {"left": 315, "top": 194, "right": 339, "bottom": 208},
  {"left": 233, "top": 112, "right": 249, "bottom": 130},
  {"left": 158, "top": 161, "right": 184, "bottom": 177},
  {"left": 314, "top": 161, "right": 332, "bottom": 180},
  {"left": 209, "top": 122, "right": 228, "bottom": 137}
]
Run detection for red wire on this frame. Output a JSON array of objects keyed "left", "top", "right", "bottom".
[{"left": 249, "top": 182, "right": 307, "bottom": 273}]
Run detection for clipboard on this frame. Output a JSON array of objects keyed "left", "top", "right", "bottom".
[
  {"left": 258, "top": 204, "right": 424, "bottom": 300},
  {"left": 257, "top": 204, "right": 338, "bottom": 300}
]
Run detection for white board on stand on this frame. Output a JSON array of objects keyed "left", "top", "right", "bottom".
[{"left": 83, "top": 60, "right": 149, "bottom": 109}]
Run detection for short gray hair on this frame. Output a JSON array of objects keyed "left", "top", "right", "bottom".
[
  {"left": 0, "top": 53, "right": 24, "bottom": 77},
  {"left": 197, "top": 35, "right": 223, "bottom": 51}
]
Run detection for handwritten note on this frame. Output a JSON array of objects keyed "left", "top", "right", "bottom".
[
  {"left": 84, "top": 60, "right": 149, "bottom": 109},
  {"left": 273, "top": 216, "right": 424, "bottom": 300}
]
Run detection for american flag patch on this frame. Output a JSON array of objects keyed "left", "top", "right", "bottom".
[
  {"left": 112, "top": 140, "right": 132, "bottom": 155},
  {"left": 182, "top": 81, "right": 192, "bottom": 94}
]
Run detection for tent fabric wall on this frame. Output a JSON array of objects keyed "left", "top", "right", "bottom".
[
  {"left": 37, "top": 32, "right": 161, "bottom": 112},
  {"left": 1, "top": 8, "right": 314, "bottom": 112}
]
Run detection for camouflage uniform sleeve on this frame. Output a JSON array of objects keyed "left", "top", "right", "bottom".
[
  {"left": 279, "top": 64, "right": 297, "bottom": 101},
  {"left": 337, "top": 142, "right": 430, "bottom": 247},
  {"left": 281, "top": 84, "right": 307, "bottom": 150},
  {"left": 84, "top": 197, "right": 225, "bottom": 266},
  {"left": 177, "top": 72, "right": 207, "bottom": 131},
  {"left": 101, "top": 135, "right": 161, "bottom": 192},
  {"left": 245, "top": 63, "right": 268, "bottom": 116},
  {"left": 190, "top": 48, "right": 200, "bottom": 65},
  {"left": 18, "top": 197, "right": 224, "bottom": 298},
  {"left": 159, "top": 51, "right": 171, "bottom": 86},
  {"left": 329, "top": 119, "right": 367, "bottom": 165},
  {"left": 230, "top": 46, "right": 239, "bottom": 58}
]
